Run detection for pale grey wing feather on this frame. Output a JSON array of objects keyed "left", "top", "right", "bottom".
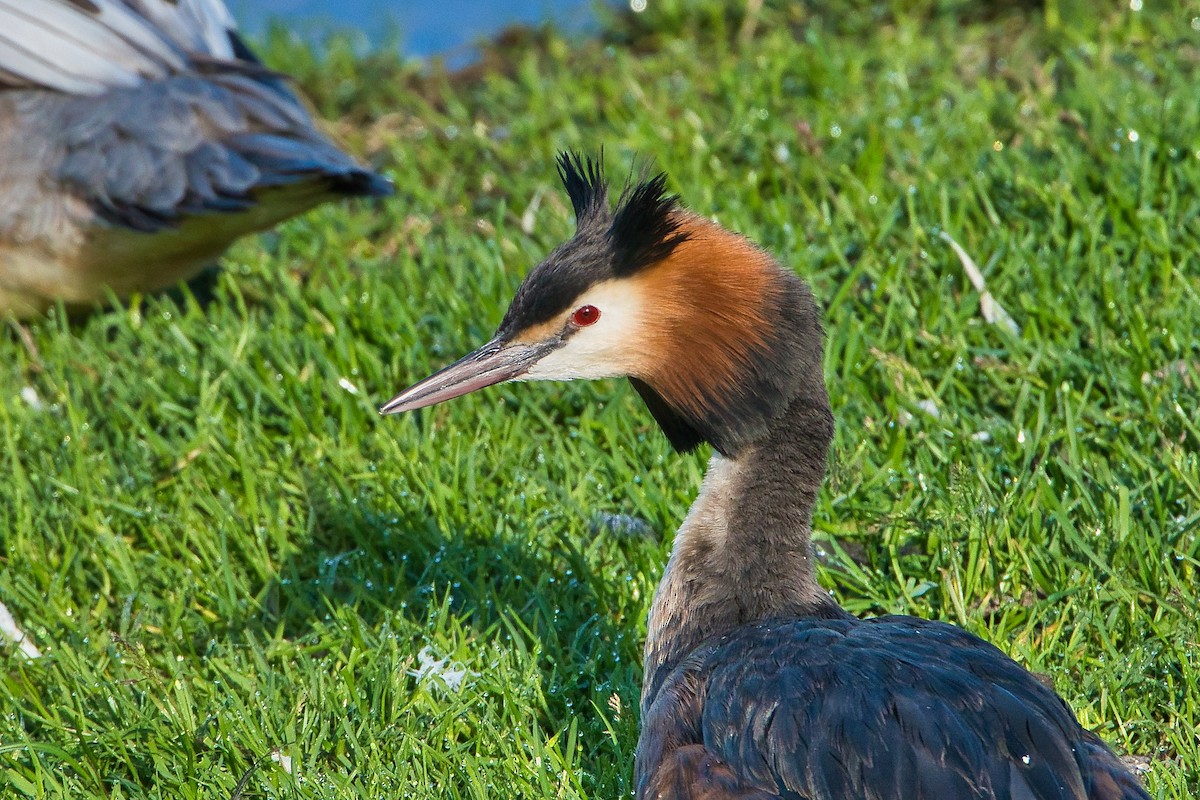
[
  {"left": 0, "top": 0, "right": 183, "bottom": 93},
  {"left": 0, "top": 0, "right": 237, "bottom": 95},
  {"left": 0, "top": 40, "right": 122, "bottom": 96},
  {"left": 120, "top": 0, "right": 236, "bottom": 60}
]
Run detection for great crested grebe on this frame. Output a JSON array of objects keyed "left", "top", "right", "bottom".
[{"left": 382, "top": 153, "right": 1148, "bottom": 800}]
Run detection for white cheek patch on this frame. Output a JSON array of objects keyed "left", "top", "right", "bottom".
[{"left": 521, "top": 279, "right": 651, "bottom": 381}]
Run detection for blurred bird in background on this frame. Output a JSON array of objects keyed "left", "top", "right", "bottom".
[{"left": 0, "top": 0, "right": 392, "bottom": 319}]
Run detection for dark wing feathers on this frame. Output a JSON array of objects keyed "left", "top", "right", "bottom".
[
  {"left": 2, "top": 0, "right": 390, "bottom": 234},
  {"left": 648, "top": 745, "right": 782, "bottom": 800},
  {"left": 639, "top": 617, "right": 1149, "bottom": 800},
  {"left": 32, "top": 68, "right": 388, "bottom": 231},
  {"left": 1079, "top": 732, "right": 1151, "bottom": 800}
]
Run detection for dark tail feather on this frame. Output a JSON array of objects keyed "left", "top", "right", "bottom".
[
  {"left": 228, "top": 133, "right": 393, "bottom": 197},
  {"left": 331, "top": 168, "right": 394, "bottom": 198}
]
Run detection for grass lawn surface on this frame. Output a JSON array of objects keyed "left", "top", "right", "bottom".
[{"left": 1, "top": 1, "right": 1197, "bottom": 797}]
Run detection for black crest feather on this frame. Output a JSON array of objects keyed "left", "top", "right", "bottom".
[
  {"left": 611, "top": 172, "right": 688, "bottom": 275},
  {"left": 557, "top": 151, "right": 608, "bottom": 224}
]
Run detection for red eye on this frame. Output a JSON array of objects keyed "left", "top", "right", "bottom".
[{"left": 572, "top": 304, "right": 601, "bottom": 326}]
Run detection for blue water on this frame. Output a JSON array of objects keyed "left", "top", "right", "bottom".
[{"left": 229, "top": 0, "right": 611, "bottom": 62}]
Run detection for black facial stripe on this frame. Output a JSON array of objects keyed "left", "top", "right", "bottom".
[{"left": 497, "top": 229, "right": 613, "bottom": 335}]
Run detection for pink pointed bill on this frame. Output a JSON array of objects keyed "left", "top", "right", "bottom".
[{"left": 380, "top": 338, "right": 548, "bottom": 415}]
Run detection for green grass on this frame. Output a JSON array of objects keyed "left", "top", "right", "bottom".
[{"left": 1, "top": 1, "right": 1198, "bottom": 797}]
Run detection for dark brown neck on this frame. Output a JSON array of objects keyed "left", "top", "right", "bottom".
[{"left": 640, "top": 388, "right": 846, "bottom": 712}]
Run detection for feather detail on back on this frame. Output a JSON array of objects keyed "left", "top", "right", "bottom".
[{"left": 0, "top": 0, "right": 238, "bottom": 95}]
